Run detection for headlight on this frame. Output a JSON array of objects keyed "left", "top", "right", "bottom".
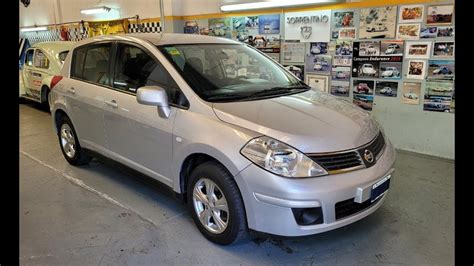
[{"left": 240, "top": 136, "right": 328, "bottom": 178}]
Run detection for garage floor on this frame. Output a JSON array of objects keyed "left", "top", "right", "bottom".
[{"left": 20, "top": 103, "right": 454, "bottom": 265}]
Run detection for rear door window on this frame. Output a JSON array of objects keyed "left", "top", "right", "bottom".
[
  {"left": 76, "top": 43, "right": 112, "bottom": 86},
  {"left": 25, "top": 49, "right": 34, "bottom": 66},
  {"left": 71, "top": 47, "right": 87, "bottom": 79},
  {"left": 33, "top": 49, "right": 50, "bottom": 69}
]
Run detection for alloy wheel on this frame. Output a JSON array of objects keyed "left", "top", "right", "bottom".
[
  {"left": 192, "top": 178, "right": 229, "bottom": 234},
  {"left": 60, "top": 123, "right": 76, "bottom": 159}
]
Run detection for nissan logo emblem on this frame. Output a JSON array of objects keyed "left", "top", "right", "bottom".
[{"left": 364, "top": 149, "right": 374, "bottom": 163}]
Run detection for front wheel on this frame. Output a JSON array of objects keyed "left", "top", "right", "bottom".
[
  {"left": 187, "top": 161, "right": 248, "bottom": 245},
  {"left": 57, "top": 116, "right": 92, "bottom": 166}
]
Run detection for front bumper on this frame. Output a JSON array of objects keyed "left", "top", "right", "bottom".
[{"left": 233, "top": 138, "right": 396, "bottom": 237}]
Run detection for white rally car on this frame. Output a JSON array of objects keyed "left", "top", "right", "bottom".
[{"left": 20, "top": 41, "right": 75, "bottom": 106}]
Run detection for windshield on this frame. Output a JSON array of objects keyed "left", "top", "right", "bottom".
[{"left": 158, "top": 44, "right": 308, "bottom": 102}]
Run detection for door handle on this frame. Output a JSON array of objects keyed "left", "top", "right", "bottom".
[
  {"left": 105, "top": 99, "right": 118, "bottom": 108},
  {"left": 67, "top": 87, "right": 76, "bottom": 94}
]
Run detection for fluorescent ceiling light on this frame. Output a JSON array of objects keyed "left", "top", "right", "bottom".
[
  {"left": 20, "top": 26, "right": 48, "bottom": 32},
  {"left": 220, "top": 0, "right": 340, "bottom": 12},
  {"left": 80, "top": 6, "right": 111, "bottom": 15}
]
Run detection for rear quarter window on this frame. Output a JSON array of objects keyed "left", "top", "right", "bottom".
[{"left": 71, "top": 47, "right": 87, "bottom": 79}]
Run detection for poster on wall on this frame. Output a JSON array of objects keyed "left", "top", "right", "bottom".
[
  {"left": 333, "top": 55, "right": 352, "bottom": 67},
  {"left": 406, "top": 59, "right": 427, "bottom": 80},
  {"left": 258, "top": 14, "right": 280, "bottom": 34},
  {"left": 305, "top": 74, "right": 329, "bottom": 93},
  {"left": 335, "top": 40, "right": 353, "bottom": 55},
  {"left": 426, "top": 5, "right": 454, "bottom": 25},
  {"left": 401, "top": 82, "right": 421, "bottom": 104},
  {"left": 380, "top": 40, "right": 404, "bottom": 56},
  {"left": 331, "top": 66, "right": 351, "bottom": 82},
  {"left": 437, "top": 26, "right": 454, "bottom": 38},
  {"left": 352, "top": 41, "right": 403, "bottom": 79},
  {"left": 432, "top": 41, "right": 454, "bottom": 58},
  {"left": 424, "top": 80, "right": 454, "bottom": 113},
  {"left": 310, "top": 42, "right": 328, "bottom": 54},
  {"left": 420, "top": 27, "right": 437, "bottom": 39},
  {"left": 352, "top": 80, "right": 375, "bottom": 111},
  {"left": 331, "top": 80, "right": 350, "bottom": 97},
  {"left": 398, "top": 4, "right": 424, "bottom": 23},
  {"left": 247, "top": 35, "right": 281, "bottom": 56},
  {"left": 338, "top": 28, "right": 356, "bottom": 40},
  {"left": 404, "top": 41, "right": 432, "bottom": 59},
  {"left": 332, "top": 11, "right": 355, "bottom": 28},
  {"left": 358, "top": 6, "right": 397, "bottom": 39},
  {"left": 427, "top": 60, "right": 454, "bottom": 80},
  {"left": 284, "top": 10, "right": 331, "bottom": 42},
  {"left": 380, "top": 62, "right": 402, "bottom": 79},
  {"left": 281, "top": 41, "right": 305, "bottom": 63},
  {"left": 396, "top": 23, "right": 421, "bottom": 40},
  {"left": 375, "top": 81, "right": 398, "bottom": 97},
  {"left": 284, "top": 65, "right": 304, "bottom": 80},
  {"left": 184, "top": 21, "right": 199, "bottom": 34},
  {"left": 208, "top": 18, "right": 232, "bottom": 38},
  {"left": 305, "top": 54, "right": 332, "bottom": 73}
]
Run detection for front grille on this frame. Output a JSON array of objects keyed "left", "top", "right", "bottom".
[
  {"left": 335, "top": 197, "right": 381, "bottom": 220},
  {"left": 366, "top": 132, "right": 385, "bottom": 159},
  {"left": 308, "top": 131, "right": 386, "bottom": 174},
  {"left": 309, "top": 151, "right": 363, "bottom": 172}
]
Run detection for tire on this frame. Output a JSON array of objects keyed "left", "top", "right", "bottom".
[
  {"left": 57, "top": 115, "right": 92, "bottom": 166},
  {"left": 187, "top": 161, "right": 247, "bottom": 245}
]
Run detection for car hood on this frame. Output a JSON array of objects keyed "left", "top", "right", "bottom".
[{"left": 212, "top": 90, "right": 379, "bottom": 153}]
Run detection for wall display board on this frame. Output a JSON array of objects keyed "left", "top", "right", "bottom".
[
  {"left": 352, "top": 41, "right": 404, "bottom": 79},
  {"left": 284, "top": 10, "right": 331, "bottom": 42},
  {"left": 359, "top": 6, "right": 397, "bottom": 39},
  {"left": 423, "top": 80, "right": 454, "bottom": 113}
]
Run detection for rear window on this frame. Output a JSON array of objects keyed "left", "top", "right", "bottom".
[{"left": 58, "top": 51, "right": 69, "bottom": 64}]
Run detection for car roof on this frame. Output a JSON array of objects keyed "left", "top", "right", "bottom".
[
  {"left": 73, "top": 33, "right": 240, "bottom": 47},
  {"left": 32, "top": 41, "right": 76, "bottom": 54}
]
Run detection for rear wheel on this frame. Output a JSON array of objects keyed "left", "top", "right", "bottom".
[
  {"left": 58, "top": 115, "right": 92, "bottom": 166},
  {"left": 187, "top": 161, "right": 247, "bottom": 245}
]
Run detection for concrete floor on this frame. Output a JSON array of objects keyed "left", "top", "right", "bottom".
[{"left": 20, "top": 103, "right": 454, "bottom": 265}]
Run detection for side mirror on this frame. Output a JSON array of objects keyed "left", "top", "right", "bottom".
[{"left": 136, "top": 86, "right": 170, "bottom": 118}]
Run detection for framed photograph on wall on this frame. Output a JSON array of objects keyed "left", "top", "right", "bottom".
[
  {"left": 432, "top": 41, "right": 454, "bottom": 58},
  {"left": 398, "top": 4, "right": 424, "bottom": 23},
  {"left": 305, "top": 74, "right": 329, "bottom": 93},
  {"left": 406, "top": 59, "right": 427, "bottom": 80},
  {"left": 405, "top": 41, "right": 432, "bottom": 59},
  {"left": 426, "top": 5, "right": 454, "bottom": 25},
  {"left": 396, "top": 23, "right": 421, "bottom": 40}
]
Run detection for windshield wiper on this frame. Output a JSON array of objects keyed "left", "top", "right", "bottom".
[
  {"left": 206, "top": 93, "right": 250, "bottom": 102},
  {"left": 245, "top": 85, "right": 309, "bottom": 99}
]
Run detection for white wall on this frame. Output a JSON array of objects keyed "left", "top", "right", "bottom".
[{"left": 19, "top": 0, "right": 179, "bottom": 27}]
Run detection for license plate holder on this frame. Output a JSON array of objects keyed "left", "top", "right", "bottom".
[{"left": 370, "top": 175, "right": 391, "bottom": 202}]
